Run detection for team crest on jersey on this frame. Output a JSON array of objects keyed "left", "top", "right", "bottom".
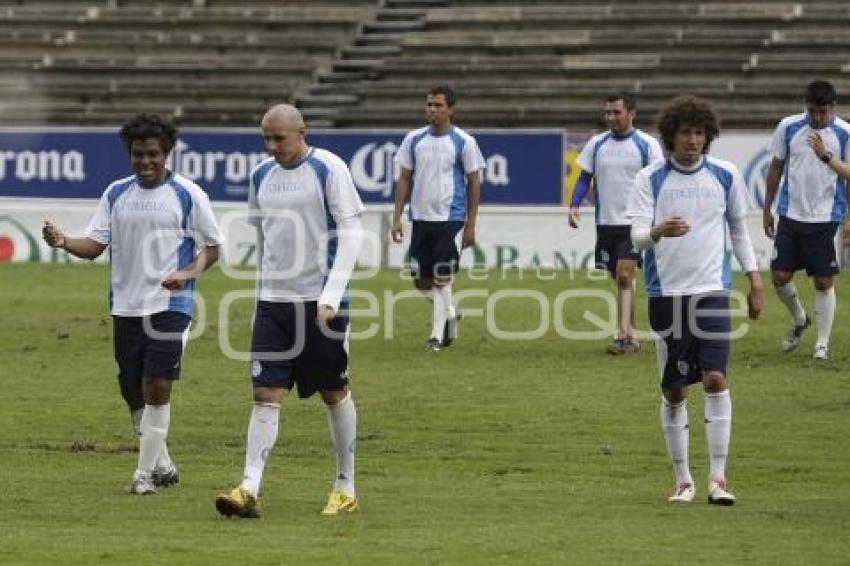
[
  {"left": 251, "top": 360, "right": 262, "bottom": 378},
  {"left": 677, "top": 360, "right": 690, "bottom": 376}
]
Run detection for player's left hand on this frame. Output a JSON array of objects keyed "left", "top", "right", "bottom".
[
  {"left": 317, "top": 304, "right": 336, "bottom": 323},
  {"left": 462, "top": 223, "right": 475, "bottom": 249},
  {"left": 161, "top": 271, "right": 189, "bottom": 290}
]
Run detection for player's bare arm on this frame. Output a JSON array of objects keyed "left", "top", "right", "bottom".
[
  {"left": 462, "top": 169, "right": 481, "bottom": 248},
  {"left": 762, "top": 157, "right": 784, "bottom": 239},
  {"left": 390, "top": 167, "right": 413, "bottom": 243},
  {"left": 746, "top": 271, "right": 765, "bottom": 320},
  {"left": 161, "top": 245, "right": 220, "bottom": 290},
  {"left": 42, "top": 219, "right": 107, "bottom": 259}
]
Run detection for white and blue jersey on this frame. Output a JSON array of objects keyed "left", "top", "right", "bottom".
[
  {"left": 394, "top": 125, "right": 485, "bottom": 221},
  {"left": 85, "top": 172, "right": 224, "bottom": 317},
  {"left": 768, "top": 112, "right": 850, "bottom": 223},
  {"left": 576, "top": 128, "right": 663, "bottom": 226},
  {"left": 249, "top": 148, "right": 364, "bottom": 304},
  {"left": 628, "top": 156, "right": 751, "bottom": 297}
]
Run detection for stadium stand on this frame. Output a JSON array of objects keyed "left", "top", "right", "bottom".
[{"left": 2, "top": 1, "right": 850, "bottom": 129}]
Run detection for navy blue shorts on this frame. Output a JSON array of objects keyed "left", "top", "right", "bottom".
[
  {"left": 771, "top": 216, "right": 839, "bottom": 276},
  {"left": 648, "top": 293, "right": 731, "bottom": 389},
  {"left": 113, "top": 311, "right": 191, "bottom": 388},
  {"left": 595, "top": 225, "right": 642, "bottom": 276},
  {"left": 409, "top": 220, "right": 465, "bottom": 279},
  {"left": 250, "top": 301, "right": 350, "bottom": 398}
]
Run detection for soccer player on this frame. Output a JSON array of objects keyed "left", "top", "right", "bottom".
[
  {"left": 215, "top": 104, "right": 364, "bottom": 518},
  {"left": 628, "top": 95, "right": 764, "bottom": 505},
  {"left": 390, "top": 85, "right": 485, "bottom": 352},
  {"left": 42, "top": 113, "right": 224, "bottom": 495},
  {"left": 569, "top": 92, "right": 664, "bottom": 355},
  {"left": 763, "top": 80, "right": 850, "bottom": 360}
]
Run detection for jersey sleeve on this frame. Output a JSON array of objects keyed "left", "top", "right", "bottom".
[
  {"left": 84, "top": 189, "right": 112, "bottom": 245},
  {"left": 394, "top": 132, "right": 414, "bottom": 172},
  {"left": 648, "top": 136, "right": 664, "bottom": 163},
  {"left": 190, "top": 188, "right": 225, "bottom": 246},
  {"left": 576, "top": 136, "right": 596, "bottom": 174},
  {"left": 767, "top": 121, "right": 787, "bottom": 161},
  {"left": 726, "top": 166, "right": 752, "bottom": 221},
  {"left": 462, "top": 136, "right": 486, "bottom": 174},
  {"left": 626, "top": 168, "right": 654, "bottom": 219},
  {"left": 326, "top": 158, "right": 365, "bottom": 222}
]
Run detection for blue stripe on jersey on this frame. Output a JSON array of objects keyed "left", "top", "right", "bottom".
[
  {"left": 169, "top": 237, "right": 197, "bottom": 315},
  {"left": 251, "top": 158, "right": 277, "bottom": 196},
  {"left": 778, "top": 118, "right": 808, "bottom": 216},
  {"left": 449, "top": 129, "right": 468, "bottom": 221},
  {"left": 409, "top": 130, "right": 429, "bottom": 172},
  {"left": 168, "top": 178, "right": 194, "bottom": 230},
  {"left": 644, "top": 249, "right": 662, "bottom": 297},
  {"left": 630, "top": 132, "right": 651, "bottom": 167},
  {"left": 107, "top": 178, "right": 136, "bottom": 212},
  {"left": 829, "top": 123, "right": 849, "bottom": 221},
  {"left": 308, "top": 153, "right": 348, "bottom": 310},
  {"left": 722, "top": 250, "right": 732, "bottom": 290},
  {"left": 704, "top": 161, "right": 733, "bottom": 220}
]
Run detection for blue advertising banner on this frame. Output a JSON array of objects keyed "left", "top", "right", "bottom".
[{"left": 0, "top": 128, "right": 564, "bottom": 204}]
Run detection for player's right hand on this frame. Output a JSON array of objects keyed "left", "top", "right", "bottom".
[
  {"left": 567, "top": 208, "right": 580, "bottom": 229},
  {"left": 390, "top": 219, "right": 404, "bottom": 243},
  {"left": 42, "top": 220, "right": 65, "bottom": 248},
  {"left": 762, "top": 210, "right": 775, "bottom": 239}
]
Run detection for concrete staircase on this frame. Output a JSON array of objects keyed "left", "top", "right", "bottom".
[{"left": 297, "top": 0, "right": 448, "bottom": 127}]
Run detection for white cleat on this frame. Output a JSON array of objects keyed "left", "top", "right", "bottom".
[
  {"left": 707, "top": 479, "right": 736, "bottom": 506},
  {"left": 781, "top": 314, "right": 811, "bottom": 352},
  {"left": 813, "top": 344, "right": 829, "bottom": 361},
  {"left": 129, "top": 472, "right": 157, "bottom": 495},
  {"left": 668, "top": 482, "right": 695, "bottom": 503}
]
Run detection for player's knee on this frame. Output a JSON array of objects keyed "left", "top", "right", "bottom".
[
  {"left": 772, "top": 271, "right": 792, "bottom": 287},
  {"left": 143, "top": 377, "right": 173, "bottom": 405},
  {"left": 662, "top": 387, "right": 686, "bottom": 404},
  {"left": 813, "top": 276, "right": 833, "bottom": 291},
  {"left": 615, "top": 272, "right": 633, "bottom": 289},
  {"left": 319, "top": 388, "right": 349, "bottom": 406},
  {"left": 414, "top": 278, "right": 433, "bottom": 291},
  {"left": 702, "top": 370, "right": 727, "bottom": 392}
]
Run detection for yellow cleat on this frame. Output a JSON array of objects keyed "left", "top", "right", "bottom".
[
  {"left": 321, "top": 488, "right": 359, "bottom": 516},
  {"left": 215, "top": 486, "right": 261, "bottom": 519}
]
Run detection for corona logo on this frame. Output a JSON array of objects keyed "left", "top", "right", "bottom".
[
  {"left": 350, "top": 141, "right": 398, "bottom": 197},
  {"left": 167, "top": 139, "right": 268, "bottom": 185},
  {"left": 0, "top": 216, "right": 41, "bottom": 262}
]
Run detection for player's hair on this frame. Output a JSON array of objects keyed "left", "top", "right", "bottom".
[
  {"left": 429, "top": 85, "right": 457, "bottom": 107},
  {"left": 606, "top": 91, "right": 636, "bottom": 111},
  {"left": 804, "top": 80, "right": 836, "bottom": 106},
  {"left": 119, "top": 113, "right": 178, "bottom": 154},
  {"left": 656, "top": 95, "right": 720, "bottom": 153}
]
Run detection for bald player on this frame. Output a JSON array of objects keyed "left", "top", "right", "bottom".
[{"left": 215, "top": 104, "right": 365, "bottom": 518}]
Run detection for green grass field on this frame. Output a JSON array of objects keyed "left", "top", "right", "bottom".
[{"left": 1, "top": 262, "right": 849, "bottom": 565}]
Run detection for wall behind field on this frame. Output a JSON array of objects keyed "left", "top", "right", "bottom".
[{"left": 0, "top": 127, "right": 827, "bottom": 270}]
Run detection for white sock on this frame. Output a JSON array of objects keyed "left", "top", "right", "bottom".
[
  {"left": 775, "top": 282, "right": 807, "bottom": 325},
  {"left": 241, "top": 403, "right": 280, "bottom": 497},
  {"left": 813, "top": 287, "right": 836, "bottom": 347},
  {"left": 660, "top": 397, "right": 692, "bottom": 485},
  {"left": 704, "top": 390, "right": 732, "bottom": 482},
  {"left": 431, "top": 284, "right": 452, "bottom": 341},
  {"left": 326, "top": 392, "right": 357, "bottom": 497},
  {"left": 137, "top": 404, "right": 170, "bottom": 476}
]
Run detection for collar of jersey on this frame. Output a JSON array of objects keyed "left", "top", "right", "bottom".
[
  {"left": 610, "top": 129, "right": 635, "bottom": 140},
  {"left": 667, "top": 156, "right": 705, "bottom": 175},
  {"left": 806, "top": 116, "right": 835, "bottom": 129},
  {"left": 428, "top": 125, "right": 454, "bottom": 137},
  {"left": 280, "top": 147, "right": 314, "bottom": 170},
  {"left": 135, "top": 170, "right": 175, "bottom": 189}
]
